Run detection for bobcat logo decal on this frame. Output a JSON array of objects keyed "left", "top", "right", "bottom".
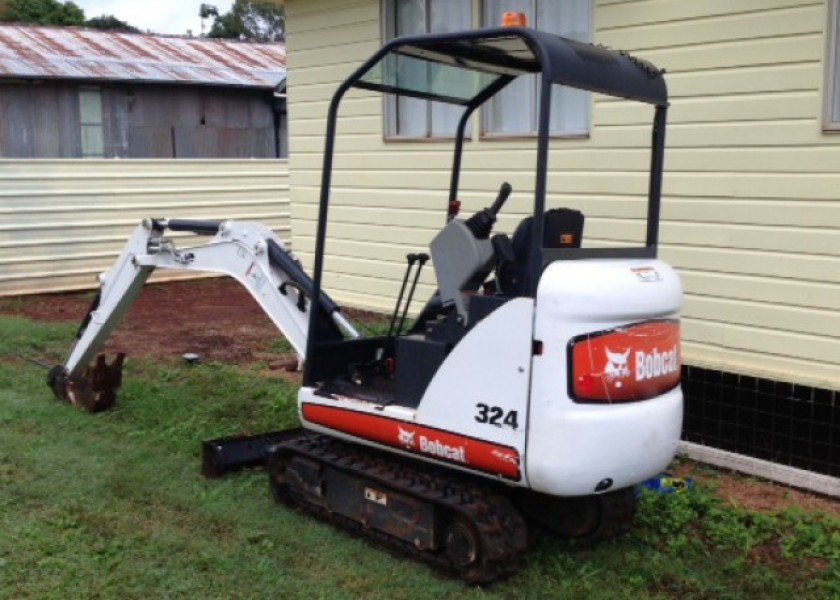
[
  {"left": 604, "top": 348, "right": 631, "bottom": 388},
  {"left": 397, "top": 426, "right": 416, "bottom": 449},
  {"left": 491, "top": 449, "right": 519, "bottom": 466}
]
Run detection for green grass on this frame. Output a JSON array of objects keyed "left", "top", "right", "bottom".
[{"left": 0, "top": 315, "right": 838, "bottom": 599}]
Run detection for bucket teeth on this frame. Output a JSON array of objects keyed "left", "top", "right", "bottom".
[{"left": 48, "top": 353, "right": 126, "bottom": 413}]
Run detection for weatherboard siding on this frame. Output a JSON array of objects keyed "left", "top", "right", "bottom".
[
  {"left": 0, "top": 159, "right": 290, "bottom": 296},
  {"left": 285, "top": 0, "right": 840, "bottom": 389}
]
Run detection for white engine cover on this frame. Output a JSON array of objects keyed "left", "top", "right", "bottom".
[{"left": 526, "top": 258, "right": 683, "bottom": 496}]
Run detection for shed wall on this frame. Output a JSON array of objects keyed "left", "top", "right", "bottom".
[
  {"left": 0, "top": 83, "right": 283, "bottom": 159},
  {"left": 285, "top": 0, "right": 840, "bottom": 389},
  {"left": 0, "top": 159, "right": 290, "bottom": 295}
]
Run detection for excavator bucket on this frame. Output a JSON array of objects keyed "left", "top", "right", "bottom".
[{"left": 48, "top": 353, "right": 125, "bottom": 413}]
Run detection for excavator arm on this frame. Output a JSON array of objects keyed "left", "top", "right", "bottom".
[{"left": 48, "top": 217, "right": 358, "bottom": 411}]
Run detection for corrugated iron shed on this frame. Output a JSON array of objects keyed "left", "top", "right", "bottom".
[{"left": 0, "top": 25, "right": 285, "bottom": 89}]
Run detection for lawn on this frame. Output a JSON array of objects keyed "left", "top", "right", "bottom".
[{"left": 0, "top": 315, "right": 837, "bottom": 599}]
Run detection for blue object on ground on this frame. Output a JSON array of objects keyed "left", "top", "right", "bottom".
[{"left": 637, "top": 472, "right": 694, "bottom": 495}]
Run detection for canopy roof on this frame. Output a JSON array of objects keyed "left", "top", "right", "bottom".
[{"left": 355, "top": 26, "right": 667, "bottom": 107}]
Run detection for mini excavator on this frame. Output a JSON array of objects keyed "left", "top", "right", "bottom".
[{"left": 48, "top": 26, "right": 682, "bottom": 582}]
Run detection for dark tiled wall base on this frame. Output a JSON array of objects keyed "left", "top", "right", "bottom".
[{"left": 681, "top": 366, "right": 839, "bottom": 478}]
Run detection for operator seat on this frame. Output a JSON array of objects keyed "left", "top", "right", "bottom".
[{"left": 497, "top": 208, "right": 584, "bottom": 297}]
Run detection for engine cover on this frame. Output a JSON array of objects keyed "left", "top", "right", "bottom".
[{"left": 526, "top": 259, "right": 684, "bottom": 496}]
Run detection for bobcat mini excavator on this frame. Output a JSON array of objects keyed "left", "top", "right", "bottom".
[{"left": 48, "top": 26, "right": 682, "bottom": 582}]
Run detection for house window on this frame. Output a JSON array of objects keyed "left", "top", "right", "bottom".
[
  {"left": 825, "top": 0, "right": 840, "bottom": 129},
  {"left": 383, "top": 0, "right": 472, "bottom": 138},
  {"left": 79, "top": 88, "right": 105, "bottom": 158},
  {"left": 482, "top": 0, "right": 592, "bottom": 136}
]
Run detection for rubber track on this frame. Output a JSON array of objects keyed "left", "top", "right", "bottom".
[{"left": 270, "top": 433, "right": 527, "bottom": 584}]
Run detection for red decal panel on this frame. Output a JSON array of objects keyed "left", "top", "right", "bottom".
[
  {"left": 570, "top": 320, "right": 680, "bottom": 403},
  {"left": 302, "top": 403, "right": 521, "bottom": 480}
]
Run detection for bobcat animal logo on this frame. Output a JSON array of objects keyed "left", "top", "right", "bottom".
[
  {"left": 491, "top": 449, "right": 519, "bottom": 466},
  {"left": 604, "top": 348, "right": 631, "bottom": 388},
  {"left": 397, "top": 426, "right": 416, "bottom": 449}
]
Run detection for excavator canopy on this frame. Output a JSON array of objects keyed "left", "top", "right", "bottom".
[
  {"left": 308, "top": 28, "right": 670, "bottom": 381},
  {"left": 352, "top": 27, "right": 667, "bottom": 107}
]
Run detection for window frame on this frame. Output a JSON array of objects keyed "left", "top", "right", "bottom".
[
  {"left": 379, "top": 0, "right": 594, "bottom": 141},
  {"left": 381, "top": 0, "right": 474, "bottom": 141},
  {"left": 824, "top": 0, "right": 840, "bottom": 131},
  {"left": 78, "top": 86, "right": 106, "bottom": 158},
  {"left": 479, "top": 0, "right": 593, "bottom": 140}
]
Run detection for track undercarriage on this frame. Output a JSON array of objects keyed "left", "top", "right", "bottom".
[
  {"left": 267, "top": 432, "right": 527, "bottom": 583},
  {"left": 48, "top": 349, "right": 638, "bottom": 585},
  {"left": 206, "top": 431, "right": 632, "bottom": 584}
]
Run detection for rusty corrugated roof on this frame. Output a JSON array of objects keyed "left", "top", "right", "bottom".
[{"left": 0, "top": 24, "right": 285, "bottom": 89}]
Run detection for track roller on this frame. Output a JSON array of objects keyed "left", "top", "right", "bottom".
[{"left": 443, "top": 518, "right": 481, "bottom": 568}]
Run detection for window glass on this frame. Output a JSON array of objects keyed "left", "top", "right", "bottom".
[
  {"left": 394, "top": 0, "right": 427, "bottom": 136},
  {"left": 79, "top": 89, "right": 105, "bottom": 158},
  {"left": 360, "top": 54, "right": 502, "bottom": 103},
  {"left": 483, "top": 0, "right": 591, "bottom": 136},
  {"left": 429, "top": 0, "right": 472, "bottom": 136},
  {"left": 385, "top": 0, "right": 472, "bottom": 138}
]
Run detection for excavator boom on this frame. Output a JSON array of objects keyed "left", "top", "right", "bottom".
[{"left": 49, "top": 218, "right": 358, "bottom": 410}]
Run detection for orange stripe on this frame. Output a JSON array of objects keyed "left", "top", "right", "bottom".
[{"left": 302, "top": 403, "right": 521, "bottom": 480}]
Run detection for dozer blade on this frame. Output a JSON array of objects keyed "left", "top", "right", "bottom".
[
  {"left": 47, "top": 353, "right": 125, "bottom": 413},
  {"left": 201, "top": 429, "right": 309, "bottom": 478}
]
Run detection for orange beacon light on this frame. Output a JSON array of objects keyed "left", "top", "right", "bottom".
[{"left": 501, "top": 11, "right": 528, "bottom": 27}]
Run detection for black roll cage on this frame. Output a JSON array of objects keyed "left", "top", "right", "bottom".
[{"left": 303, "top": 27, "right": 669, "bottom": 385}]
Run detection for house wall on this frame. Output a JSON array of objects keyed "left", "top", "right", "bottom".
[
  {"left": 285, "top": 0, "right": 840, "bottom": 390},
  {"left": 0, "top": 159, "right": 290, "bottom": 295}
]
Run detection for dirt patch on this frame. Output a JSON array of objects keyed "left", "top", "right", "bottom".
[
  {"left": 671, "top": 461, "right": 840, "bottom": 517},
  {"left": 2, "top": 278, "right": 295, "bottom": 369},
  {"left": 3, "top": 277, "right": 838, "bottom": 516}
]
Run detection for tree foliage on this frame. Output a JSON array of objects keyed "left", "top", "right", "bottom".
[
  {"left": 84, "top": 14, "right": 140, "bottom": 33},
  {"left": 0, "top": 0, "right": 84, "bottom": 26},
  {"left": 206, "top": 2, "right": 284, "bottom": 42}
]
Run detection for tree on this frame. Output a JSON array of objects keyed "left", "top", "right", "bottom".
[
  {"left": 207, "top": 2, "right": 284, "bottom": 42},
  {"left": 0, "top": 0, "right": 85, "bottom": 26},
  {"left": 84, "top": 14, "right": 139, "bottom": 33}
]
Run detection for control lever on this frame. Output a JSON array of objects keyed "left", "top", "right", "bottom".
[
  {"left": 396, "top": 253, "right": 429, "bottom": 336},
  {"left": 465, "top": 182, "right": 513, "bottom": 239},
  {"left": 489, "top": 182, "right": 513, "bottom": 216},
  {"left": 387, "top": 253, "right": 419, "bottom": 340},
  {"left": 367, "top": 252, "right": 428, "bottom": 383}
]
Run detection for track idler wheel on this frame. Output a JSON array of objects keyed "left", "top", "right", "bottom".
[
  {"left": 443, "top": 518, "right": 481, "bottom": 570},
  {"left": 47, "top": 353, "right": 125, "bottom": 413}
]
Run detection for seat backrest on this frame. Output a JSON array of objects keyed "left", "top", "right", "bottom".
[
  {"left": 501, "top": 208, "right": 585, "bottom": 296},
  {"left": 543, "top": 208, "right": 585, "bottom": 249}
]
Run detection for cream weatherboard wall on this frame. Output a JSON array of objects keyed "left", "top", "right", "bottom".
[
  {"left": 0, "top": 160, "right": 290, "bottom": 296},
  {"left": 285, "top": 0, "right": 840, "bottom": 390}
]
